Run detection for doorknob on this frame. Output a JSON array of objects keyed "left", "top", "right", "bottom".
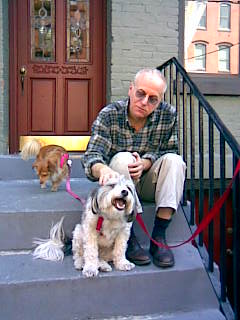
[{"left": 20, "top": 66, "right": 27, "bottom": 95}]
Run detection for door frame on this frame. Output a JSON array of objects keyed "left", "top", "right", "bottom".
[{"left": 8, "top": 0, "right": 107, "bottom": 153}]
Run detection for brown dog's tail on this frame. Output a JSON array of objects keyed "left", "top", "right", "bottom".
[{"left": 21, "top": 138, "right": 44, "bottom": 160}]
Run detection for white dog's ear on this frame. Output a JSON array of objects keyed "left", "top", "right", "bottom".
[
  {"left": 90, "top": 188, "right": 100, "bottom": 215},
  {"left": 126, "top": 211, "right": 136, "bottom": 223}
]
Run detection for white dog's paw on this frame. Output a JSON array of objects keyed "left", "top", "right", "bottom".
[
  {"left": 99, "top": 260, "right": 112, "bottom": 272},
  {"left": 82, "top": 265, "right": 99, "bottom": 278},
  {"left": 74, "top": 257, "right": 83, "bottom": 270},
  {"left": 114, "top": 259, "right": 135, "bottom": 271}
]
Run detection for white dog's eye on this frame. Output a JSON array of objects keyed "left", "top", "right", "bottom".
[
  {"left": 107, "top": 184, "right": 116, "bottom": 189},
  {"left": 126, "top": 186, "right": 134, "bottom": 195}
]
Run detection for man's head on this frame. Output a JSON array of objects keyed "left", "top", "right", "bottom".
[{"left": 128, "top": 69, "right": 167, "bottom": 121}]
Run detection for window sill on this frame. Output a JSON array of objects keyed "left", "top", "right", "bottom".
[
  {"left": 218, "top": 28, "right": 231, "bottom": 32},
  {"left": 188, "top": 73, "right": 240, "bottom": 95}
]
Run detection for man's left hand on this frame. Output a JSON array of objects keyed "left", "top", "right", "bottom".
[{"left": 128, "top": 152, "right": 144, "bottom": 180}]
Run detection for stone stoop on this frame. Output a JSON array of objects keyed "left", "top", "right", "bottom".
[{"left": 0, "top": 156, "right": 225, "bottom": 320}]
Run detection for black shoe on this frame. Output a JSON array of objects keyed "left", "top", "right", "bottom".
[
  {"left": 149, "top": 236, "right": 174, "bottom": 268},
  {"left": 126, "top": 231, "right": 151, "bottom": 266}
]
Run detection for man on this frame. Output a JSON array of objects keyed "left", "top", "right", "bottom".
[{"left": 82, "top": 69, "right": 186, "bottom": 268}]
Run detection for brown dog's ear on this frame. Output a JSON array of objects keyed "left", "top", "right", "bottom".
[{"left": 32, "top": 161, "right": 38, "bottom": 170}]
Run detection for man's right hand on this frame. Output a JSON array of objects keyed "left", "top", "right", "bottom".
[{"left": 91, "top": 163, "right": 119, "bottom": 185}]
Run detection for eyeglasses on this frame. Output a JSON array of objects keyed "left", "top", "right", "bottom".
[{"left": 134, "top": 89, "right": 159, "bottom": 106}]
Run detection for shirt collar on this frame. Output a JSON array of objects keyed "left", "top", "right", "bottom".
[{"left": 124, "top": 98, "right": 164, "bottom": 125}]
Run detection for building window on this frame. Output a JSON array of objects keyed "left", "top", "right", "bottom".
[
  {"left": 219, "top": 3, "right": 230, "bottom": 30},
  {"left": 183, "top": 1, "right": 240, "bottom": 94},
  {"left": 194, "top": 43, "right": 206, "bottom": 70},
  {"left": 218, "top": 45, "right": 230, "bottom": 72},
  {"left": 198, "top": 5, "right": 206, "bottom": 29}
]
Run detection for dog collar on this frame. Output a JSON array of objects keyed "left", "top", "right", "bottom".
[
  {"left": 60, "top": 153, "right": 69, "bottom": 168},
  {"left": 96, "top": 216, "right": 104, "bottom": 232}
]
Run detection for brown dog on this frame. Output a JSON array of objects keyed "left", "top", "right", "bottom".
[{"left": 21, "top": 139, "right": 69, "bottom": 191}]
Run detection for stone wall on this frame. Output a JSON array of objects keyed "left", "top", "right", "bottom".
[
  {"left": 206, "top": 96, "right": 240, "bottom": 145},
  {"left": 108, "top": 0, "right": 179, "bottom": 101}
]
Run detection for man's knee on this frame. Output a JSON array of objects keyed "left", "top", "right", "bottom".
[
  {"left": 109, "top": 152, "right": 135, "bottom": 176},
  {"left": 160, "top": 153, "right": 186, "bottom": 171}
]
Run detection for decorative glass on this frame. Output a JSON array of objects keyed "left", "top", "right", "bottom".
[
  {"left": 30, "top": 0, "right": 55, "bottom": 61},
  {"left": 67, "top": 0, "right": 90, "bottom": 62}
]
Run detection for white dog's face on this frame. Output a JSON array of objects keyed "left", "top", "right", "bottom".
[{"left": 91, "top": 176, "right": 135, "bottom": 220}]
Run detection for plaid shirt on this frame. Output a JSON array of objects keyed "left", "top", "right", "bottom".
[{"left": 82, "top": 98, "right": 179, "bottom": 181}]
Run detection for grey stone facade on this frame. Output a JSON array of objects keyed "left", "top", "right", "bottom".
[
  {"left": 0, "top": 0, "right": 9, "bottom": 154},
  {"left": 207, "top": 96, "right": 240, "bottom": 144},
  {"left": 108, "top": 0, "right": 179, "bottom": 101}
]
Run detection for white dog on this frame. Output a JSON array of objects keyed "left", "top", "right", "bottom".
[{"left": 33, "top": 176, "right": 136, "bottom": 278}]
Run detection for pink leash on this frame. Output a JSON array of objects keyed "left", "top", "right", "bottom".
[{"left": 61, "top": 154, "right": 86, "bottom": 207}]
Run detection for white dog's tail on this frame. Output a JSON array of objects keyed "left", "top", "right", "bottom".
[
  {"left": 21, "top": 138, "right": 44, "bottom": 160},
  {"left": 32, "top": 217, "right": 65, "bottom": 262}
]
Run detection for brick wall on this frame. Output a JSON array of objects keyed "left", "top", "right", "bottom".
[
  {"left": 108, "top": 0, "right": 179, "bottom": 101},
  {"left": 0, "top": 0, "right": 9, "bottom": 154}
]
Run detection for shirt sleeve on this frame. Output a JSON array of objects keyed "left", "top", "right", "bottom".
[
  {"left": 81, "top": 110, "right": 112, "bottom": 181},
  {"left": 142, "top": 107, "right": 179, "bottom": 164}
]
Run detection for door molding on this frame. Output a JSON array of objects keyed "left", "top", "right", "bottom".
[
  {"left": 9, "top": 0, "right": 19, "bottom": 153},
  {"left": 9, "top": 0, "right": 107, "bottom": 153}
]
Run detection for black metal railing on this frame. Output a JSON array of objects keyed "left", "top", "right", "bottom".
[{"left": 158, "top": 57, "right": 240, "bottom": 320}]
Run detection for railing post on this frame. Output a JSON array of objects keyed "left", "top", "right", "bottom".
[
  {"left": 220, "top": 134, "right": 227, "bottom": 302},
  {"left": 232, "top": 155, "right": 240, "bottom": 319},
  {"left": 208, "top": 118, "right": 214, "bottom": 272},
  {"left": 198, "top": 102, "right": 204, "bottom": 246},
  {"left": 190, "top": 91, "right": 195, "bottom": 225}
]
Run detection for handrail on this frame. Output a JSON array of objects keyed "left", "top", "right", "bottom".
[
  {"left": 157, "top": 57, "right": 240, "bottom": 320},
  {"left": 158, "top": 57, "right": 240, "bottom": 158}
]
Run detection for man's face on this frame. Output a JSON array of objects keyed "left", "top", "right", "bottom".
[{"left": 128, "top": 73, "right": 164, "bottom": 120}]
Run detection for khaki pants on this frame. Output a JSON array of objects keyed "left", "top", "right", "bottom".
[{"left": 109, "top": 152, "right": 186, "bottom": 214}]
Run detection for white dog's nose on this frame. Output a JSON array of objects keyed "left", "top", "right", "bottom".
[{"left": 121, "top": 189, "right": 128, "bottom": 197}]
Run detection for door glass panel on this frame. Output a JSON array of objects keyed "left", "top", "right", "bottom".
[
  {"left": 66, "top": 0, "right": 90, "bottom": 62},
  {"left": 30, "top": 0, "right": 55, "bottom": 61}
]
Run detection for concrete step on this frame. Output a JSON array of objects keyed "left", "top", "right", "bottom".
[
  {"left": 0, "top": 178, "right": 190, "bottom": 251},
  {"left": 99, "top": 309, "right": 226, "bottom": 320},
  {"left": 0, "top": 249, "right": 224, "bottom": 320},
  {"left": 0, "top": 154, "right": 85, "bottom": 180}
]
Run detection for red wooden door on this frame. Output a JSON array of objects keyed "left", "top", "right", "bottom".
[{"left": 10, "top": 0, "right": 105, "bottom": 152}]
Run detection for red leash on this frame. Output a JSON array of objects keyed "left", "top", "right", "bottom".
[
  {"left": 136, "top": 159, "right": 240, "bottom": 249},
  {"left": 61, "top": 154, "right": 240, "bottom": 248}
]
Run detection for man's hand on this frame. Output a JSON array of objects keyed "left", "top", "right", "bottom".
[
  {"left": 91, "top": 163, "right": 119, "bottom": 185},
  {"left": 128, "top": 152, "right": 151, "bottom": 181}
]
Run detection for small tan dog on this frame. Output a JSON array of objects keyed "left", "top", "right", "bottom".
[{"left": 21, "top": 139, "right": 69, "bottom": 191}]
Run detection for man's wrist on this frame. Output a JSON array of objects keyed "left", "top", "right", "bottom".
[
  {"left": 142, "top": 158, "right": 152, "bottom": 171},
  {"left": 91, "top": 163, "right": 107, "bottom": 179}
]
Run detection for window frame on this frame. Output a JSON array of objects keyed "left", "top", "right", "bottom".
[
  {"left": 179, "top": 1, "right": 240, "bottom": 95},
  {"left": 219, "top": 3, "right": 231, "bottom": 31},
  {"left": 218, "top": 45, "right": 231, "bottom": 72},
  {"left": 194, "top": 42, "right": 207, "bottom": 71},
  {"left": 197, "top": 4, "right": 207, "bottom": 30}
]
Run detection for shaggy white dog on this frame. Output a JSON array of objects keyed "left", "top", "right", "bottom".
[
  {"left": 33, "top": 176, "right": 136, "bottom": 278},
  {"left": 72, "top": 176, "right": 136, "bottom": 277}
]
